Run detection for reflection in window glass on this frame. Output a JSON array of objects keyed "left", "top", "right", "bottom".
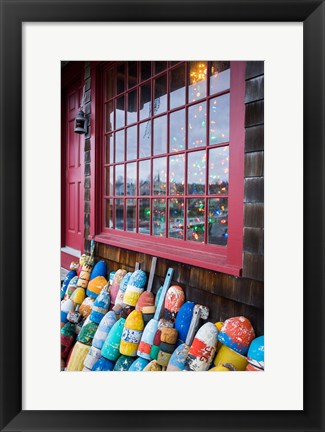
[
  {"left": 115, "top": 130, "right": 125, "bottom": 162},
  {"left": 187, "top": 198, "right": 205, "bottom": 243},
  {"left": 188, "top": 61, "right": 207, "bottom": 102},
  {"left": 154, "top": 75, "right": 167, "bottom": 115},
  {"left": 209, "top": 94, "right": 230, "bottom": 145},
  {"left": 115, "top": 198, "right": 124, "bottom": 230},
  {"left": 127, "top": 90, "right": 137, "bottom": 125},
  {"left": 115, "top": 164, "right": 124, "bottom": 196},
  {"left": 168, "top": 198, "right": 184, "bottom": 239},
  {"left": 141, "top": 62, "right": 151, "bottom": 81},
  {"left": 139, "top": 121, "right": 151, "bottom": 158},
  {"left": 106, "top": 67, "right": 115, "bottom": 100},
  {"left": 153, "top": 115, "right": 167, "bottom": 155},
  {"left": 153, "top": 199, "right": 166, "bottom": 237},
  {"left": 208, "top": 198, "right": 228, "bottom": 245},
  {"left": 210, "top": 61, "right": 230, "bottom": 94},
  {"left": 169, "top": 109, "right": 185, "bottom": 152},
  {"left": 209, "top": 147, "right": 229, "bottom": 194},
  {"left": 105, "top": 199, "right": 113, "bottom": 228},
  {"left": 170, "top": 65, "right": 185, "bottom": 109},
  {"left": 140, "top": 83, "right": 151, "bottom": 120},
  {"left": 116, "top": 96, "right": 125, "bottom": 129},
  {"left": 153, "top": 157, "right": 167, "bottom": 196},
  {"left": 126, "top": 199, "right": 136, "bottom": 232},
  {"left": 105, "top": 167, "right": 113, "bottom": 196},
  {"left": 126, "top": 162, "right": 137, "bottom": 196},
  {"left": 105, "top": 101, "right": 114, "bottom": 133},
  {"left": 154, "top": 61, "right": 167, "bottom": 74},
  {"left": 188, "top": 150, "right": 206, "bottom": 195},
  {"left": 128, "top": 62, "right": 137, "bottom": 89},
  {"left": 188, "top": 102, "right": 207, "bottom": 149},
  {"left": 126, "top": 125, "right": 137, "bottom": 160},
  {"left": 139, "top": 199, "right": 150, "bottom": 234},
  {"left": 139, "top": 160, "right": 150, "bottom": 195},
  {"left": 105, "top": 134, "right": 113, "bottom": 164},
  {"left": 169, "top": 154, "right": 185, "bottom": 195},
  {"left": 117, "top": 63, "right": 125, "bottom": 94}
]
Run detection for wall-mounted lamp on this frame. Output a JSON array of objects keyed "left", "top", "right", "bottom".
[{"left": 74, "top": 108, "right": 87, "bottom": 134}]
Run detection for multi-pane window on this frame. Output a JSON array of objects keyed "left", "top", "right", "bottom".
[{"left": 102, "top": 61, "right": 234, "bottom": 248}]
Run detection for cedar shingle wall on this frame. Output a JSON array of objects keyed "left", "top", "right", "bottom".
[{"left": 82, "top": 61, "right": 264, "bottom": 335}]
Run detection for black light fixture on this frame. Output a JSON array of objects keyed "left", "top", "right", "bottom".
[{"left": 74, "top": 107, "right": 87, "bottom": 134}]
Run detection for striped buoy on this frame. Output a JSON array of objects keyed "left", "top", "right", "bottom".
[
  {"left": 66, "top": 341, "right": 90, "bottom": 371},
  {"left": 67, "top": 304, "right": 82, "bottom": 324},
  {"left": 101, "top": 317, "right": 126, "bottom": 361},
  {"left": 157, "top": 327, "right": 178, "bottom": 367},
  {"left": 90, "top": 284, "right": 110, "bottom": 324},
  {"left": 114, "top": 272, "right": 132, "bottom": 308},
  {"left": 142, "top": 305, "right": 156, "bottom": 325},
  {"left": 86, "top": 276, "right": 108, "bottom": 299},
  {"left": 79, "top": 297, "right": 95, "bottom": 319},
  {"left": 185, "top": 322, "right": 218, "bottom": 371},
  {"left": 61, "top": 299, "right": 74, "bottom": 326},
  {"left": 83, "top": 346, "right": 102, "bottom": 370},
  {"left": 123, "top": 270, "right": 147, "bottom": 307},
  {"left": 76, "top": 263, "right": 93, "bottom": 289},
  {"left": 92, "top": 311, "right": 117, "bottom": 350},
  {"left": 63, "top": 275, "right": 78, "bottom": 300},
  {"left": 218, "top": 316, "right": 255, "bottom": 356},
  {"left": 61, "top": 270, "right": 77, "bottom": 300},
  {"left": 120, "top": 310, "right": 144, "bottom": 357},
  {"left": 150, "top": 319, "right": 173, "bottom": 360},
  {"left": 110, "top": 269, "right": 127, "bottom": 305}
]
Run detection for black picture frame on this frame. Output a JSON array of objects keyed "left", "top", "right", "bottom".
[{"left": 0, "top": 1, "right": 324, "bottom": 431}]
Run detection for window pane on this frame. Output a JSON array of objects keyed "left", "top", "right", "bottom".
[
  {"left": 126, "top": 125, "right": 137, "bottom": 160},
  {"left": 116, "top": 95, "right": 125, "bottom": 129},
  {"left": 210, "top": 61, "right": 230, "bottom": 94},
  {"left": 127, "top": 90, "right": 137, "bottom": 125},
  {"left": 187, "top": 198, "right": 205, "bottom": 243},
  {"left": 188, "top": 102, "right": 207, "bottom": 149},
  {"left": 139, "top": 199, "right": 150, "bottom": 234},
  {"left": 140, "top": 83, "right": 151, "bottom": 120},
  {"left": 115, "top": 164, "right": 124, "bottom": 196},
  {"left": 115, "top": 130, "right": 125, "bottom": 162},
  {"left": 139, "top": 160, "right": 150, "bottom": 196},
  {"left": 153, "top": 157, "right": 167, "bottom": 196},
  {"left": 210, "top": 94, "right": 230, "bottom": 145},
  {"left": 169, "top": 154, "right": 185, "bottom": 195},
  {"left": 141, "top": 61, "right": 151, "bottom": 81},
  {"left": 117, "top": 63, "right": 125, "bottom": 94},
  {"left": 105, "top": 167, "right": 114, "bottom": 196},
  {"left": 128, "top": 62, "right": 138, "bottom": 89},
  {"left": 168, "top": 198, "right": 184, "bottom": 240},
  {"left": 169, "top": 109, "right": 185, "bottom": 152},
  {"left": 105, "top": 101, "right": 114, "bottom": 133},
  {"left": 126, "top": 199, "right": 136, "bottom": 232},
  {"left": 105, "top": 134, "right": 113, "bottom": 164},
  {"left": 105, "top": 199, "right": 113, "bottom": 228},
  {"left": 209, "top": 147, "right": 229, "bottom": 194},
  {"left": 139, "top": 121, "right": 151, "bottom": 158},
  {"left": 153, "top": 115, "right": 167, "bottom": 155},
  {"left": 153, "top": 199, "right": 166, "bottom": 237},
  {"left": 126, "top": 162, "right": 137, "bottom": 196},
  {"left": 188, "top": 61, "right": 207, "bottom": 102},
  {"left": 154, "top": 61, "right": 167, "bottom": 74},
  {"left": 188, "top": 150, "right": 206, "bottom": 195},
  {"left": 115, "top": 198, "right": 124, "bottom": 230},
  {"left": 106, "top": 67, "right": 115, "bottom": 100},
  {"left": 154, "top": 74, "right": 167, "bottom": 115},
  {"left": 170, "top": 65, "right": 185, "bottom": 109},
  {"left": 208, "top": 198, "right": 228, "bottom": 245}
]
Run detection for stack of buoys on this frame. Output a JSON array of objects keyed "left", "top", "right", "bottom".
[
  {"left": 110, "top": 269, "right": 128, "bottom": 308},
  {"left": 123, "top": 270, "right": 148, "bottom": 308}
]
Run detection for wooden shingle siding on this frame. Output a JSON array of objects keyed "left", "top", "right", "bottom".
[
  {"left": 244, "top": 203, "right": 264, "bottom": 228},
  {"left": 245, "top": 100, "right": 264, "bottom": 127},
  {"left": 245, "top": 61, "right": 264, "bottom": 80},
  {"left": 245, "top": 151, "right": 264, "bottom": 177},
  {"left": 245, "top": 76, "right": 264, "bottom": 103},
  {"left": 243, "top": 227, "right": 264, "bottom": 255},
  {"left": 245, "top": 125, "right": 264, "bottom": 152},
  {"left": 244, "top": 177, "right": 264, "bottom": 203}
]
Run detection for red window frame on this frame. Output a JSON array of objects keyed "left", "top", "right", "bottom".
[{"left": 89, "top": 61, "right": 245, "bottom": 276}]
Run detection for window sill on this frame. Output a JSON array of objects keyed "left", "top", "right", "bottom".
[{"left": 92, "top": 233, "right": 242, "bottom": 277}]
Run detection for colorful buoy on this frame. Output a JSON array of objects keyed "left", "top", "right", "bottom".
[
  {"left": 63, "top": 275, "right": 78, "bottom": 300},
  {"left": 123, "top": 270, "right": 148, "bottom": 307},
  {"left": 92, "top": 357, "right": 115, "bottom": 371},
  {"left": 247, "top": 335, "right": 264, "bottom": 370},
  {"left": 213, "top": 344, "right": 248, "bottom": 371},
  {"left": 217, "top": 316, "right": 255, "bottom": 356},
  {"left": 79, "top": 296, "right": 95, "bottom": 319},
  {"left": 114, "top": 272, "right": 132, "bottom": 307},
  {"left": 113, "top": 355, "right": 134, "bottom": 371},
  {"left": 86, "top": 276, "right": 108, "bottom": 299},
  {"left": 163, "top": 285, "right": 185, "bottom": 321},
  {"left": 185, "top": 322, "right": 218, "bottom": 371},
  {"left": 84, "top": 346, "right": 102, "bottom": 370},
  {"left": 175, "top": 301, "right": 195, "bottom": 345},
  {"left": 77, "top": 320, "right": 98, "bottom": 346},
  {"left": 90, "top": 284, "right": 110, "bottom": 323},
  {"left": 61, "top": 270, "right": 77, "bottom": 300},
  {"left": 92, "top": 311, "right": 117, "bottom": 350},
  {"left": 90, "top": 260, "right": 108, "bottom": 281},
  {"left": 120, "top": 310, "right": 144, "bottom": 357},
  {"left": 61, "top": 322, "right": 76, "bottom": 359},
  {"left": 101, "top": 317, "right": 126, "bottom": 361},
  {"left": 110, "top": 269, "right": 127, "bottom": 305},
  {"left": 66, "top": 341, "right": 90, "bottom": 371},
  {"left": 128, "top": 357, "right": 150, "bottom": 371}
]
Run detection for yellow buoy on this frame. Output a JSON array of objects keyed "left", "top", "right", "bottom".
[
  {"left": 209, "top": 364, "right": 232, "bottom": 372},
  {"left": 70, "top": 287, "right": 86, "bottom": 306},
  {"left": 66, "top": 342, "right": 90, "bottom": 371},
  {"left": 120, "top": 310, "right": 144, "bottom": 357},
  {"left": 213, "top": 344, "right": 248, "bottom": 371}
]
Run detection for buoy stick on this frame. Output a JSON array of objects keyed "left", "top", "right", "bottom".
[
  {"left": 185, "top": 304, "right": 209, "bottom": 346},
  {"left": 154, "top": 268, "right": 174, "bottom": 321},
  {"left": 146, "top": 257, "right": 157, "bottom": 293}
]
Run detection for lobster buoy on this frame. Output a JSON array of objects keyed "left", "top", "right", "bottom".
[
  {"left": 79, "top": 297, "right": 95, "bottom": 319},
  {"left": 163, "top": 285, "right": 185, "bottom": 321},
  {"left": 60, "top": 270, "right": 77, "bottom": 300},
  {"left": 70, "top": 261, "right": 79, "bottom": 272},
  {"left": 114, "top": 272, "right": 132, "bottom": 308},
  {"left": 120, "top": 310, "right": 144, "bottom": 356},
  {"left": 92, "top": 357, "right": 115, "bottom": 371},
  {"left": 61, "top": 299, "right": 74, "bottom": 326},
  {"left": 92, "top": 311, "right": 117, "bottom": 350},
  {"left": 90, "top": 284, "right": 110, "bottom": 323},
  {"left": 90, "top": 260, "right": 108, "bottom": 281},
  {"left": 63, "top": 275, "right": 79, "bottom": 300},
  {"left": 77, "top": 320, "right": 98, "bottom": 346},
  {"left": 246, "top": 363, "right": 263, "bottom": 371},
  {"left": 247, "top": 336, "right": 264, "bottom": 370},
  {"left": 70, "top": 287, "right": 86, "bottom": 306},
  {"left": 157, "top": 327, "right": 178, "bottom": 367},
  {"left": 143, "top": 360, "right": 162, "bottom": 371},
  {"left": 175, "top": 301, "right": 195, "bottom": 345},
  {"left": 110, "top": 269, "right": 128, "bottom": 305},
  {"left": 128, "top": 357, "right": 150, "bottom": 371},
  {"left": 83, "top": 346, "right": 102, "bottom": 370},
  {"left": 66, "top": 341, "right": 90, "bottom": 371},
  {"left": 142, "top": 305, "right": 156, "bottom": 325},
  {"left": 218, "top": 316, "right": 255, "bottom": 356},
  {"left": 67, "top": 304, "right": 82, "bottom": 324},
  {"left": 123, "top": 270, "right": 148, "bottom": 307},
  {"left": 150, "top": 319, "right": 173, "bottom": 360},
  {"left": 213, "top": 344, "right": 248, "bottom": 371},
  {"left": 86, "top": 276, "right": 108, "bottom": 299},
  {"left": 185, "top": 322, "right": 218, "bottom": 371},
  {"left": 76, "top": 262, "right": 93, "bottom": 289},
  {"left": 61, "top": 322, "right": 76, "bottom": 359},
  {"left": 136, "top": 291, "right": 155, "bottom": 312},
  {"left": 101, "top": 317, "right": 126, "bottom": 361},
  {"left": 113, "top": 355, "right": 134, "bottom": 371}
]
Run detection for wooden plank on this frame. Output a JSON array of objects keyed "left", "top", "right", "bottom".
[
  {"left": 245, "top": 61, "right": 264, "bottom": 80},
  {"left": 245, "top": 124, "right": 264, "bottom": 152},
  {"left": 243, "top": 227, "right": 264, "bottom": 255},
  {"left": 245, "top": 100, "right": 264, "bottom": 127},
  {"left": 242, "top": 252, "right": 264, "bottom": 282},
  {"left": 245, "top": 75, "right": 264, "bottom": 103},
  {"left": 245, "top": 151, "right": 264, "bottom": 177},
  {"left": 244, "top": 177, "right": 264, "bottom": 203},
  {"left": 244, "top": 203, "right": 264, "bottom": 228}
]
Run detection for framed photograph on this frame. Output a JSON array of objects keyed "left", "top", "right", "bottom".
[{"left": 0, "top": 1, "right": 324, "bottom": 431}]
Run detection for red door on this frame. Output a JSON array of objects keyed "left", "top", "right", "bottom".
[{"left": 62, "top": 83, "right": 84, "bottom": 253}]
